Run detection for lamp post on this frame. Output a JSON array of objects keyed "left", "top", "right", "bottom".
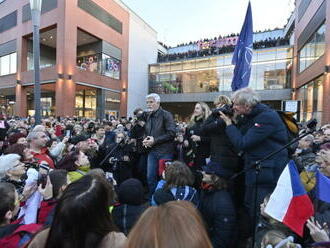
[{"left": 30, "top": 0, "right": 42, "bottom": 125}]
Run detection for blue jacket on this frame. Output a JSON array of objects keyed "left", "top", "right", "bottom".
[
  {"left": 199, "top": 189, "right": 236, "bottom": 248},
  {"left": 225, "top": 103, "right": 289, "bottom": 186}
]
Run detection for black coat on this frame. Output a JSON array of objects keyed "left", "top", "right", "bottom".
[
  {"left": 144, "top": 107, "right": 176, "bottom": 154},
  {"left": 186, "top": 117, "right": 210, "bottom": 167},
  {"left": 99, "top": 142, "right": 134, "bottom": 185},
  {"left": 112, "top": 204, "right": 146, "bottom": 235},
  {"left": 0, "top": 120, "right": 9, "bottom": 141},
  {"left": 201, "top": 115, "right": 240, "bottom": 172},
  {"left": 199, "top": 189, "right": 236, "bottom": 248},
  {"left": 130, "top": 123, "right": 147, "bottom": 154}
]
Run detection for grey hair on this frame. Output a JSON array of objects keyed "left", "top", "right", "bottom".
[
  {"left": 303, "top": 134, "right": 314, "bottom": 143},
  {"left": 26, "top": 131, "right": 44, "bottom": 142},
  {"left": 31, "top": 125, "right": 46, "bottom": 133},
  {"left": 231, "top": 87, "right": 260, "bottom": 107},
  {"left": 146, "top": 93, "right": 161, "bottom": 103}
]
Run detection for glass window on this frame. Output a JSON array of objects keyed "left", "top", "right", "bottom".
[
  {"left": 149, "top": 46, "right": 292, "bottom": 94},
  {"left": 77, "top": 54, "right": 101, "bottom": 73},
  {"left": 170, "top": 62, "right": 182, "bottom": 71},
  {"left": 296, "top": 75, "right": 323, "bottom": 123},
  {"left": 10, "top": 53, "right": 16, "bottom": 74},
  {"left": 102, "top": 54, "right": 121, "bottom": 80},
  {"left": 0, "top": 54, "right": 10, "bottom": 75},
  {"left": 196, "top": 58, "right": 210, "bottom": 69},
  {"left": 150, "top": 65, "right": 159, "bottom": 73},
  {"left": 299, "top": 23, "right": 325, "bottom": 72},
  {"left": 182, "top": 60, "right": 196, "bottom": 70}
]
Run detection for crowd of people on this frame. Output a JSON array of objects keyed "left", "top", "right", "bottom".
[
  {"left": 0, "top": 88, "right": 330, "bottom": 248},
  {"left": 157, "top": 37, "right": 290, "bottom": 62}
]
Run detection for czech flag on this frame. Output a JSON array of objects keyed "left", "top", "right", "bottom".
[
  {"left": 265, "top": 160, "right": 314, "bottom": 236},
  {"left": 316, "top": 170, "right": 330, "bottom": 203}
]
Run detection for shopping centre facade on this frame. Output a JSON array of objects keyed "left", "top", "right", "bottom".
[
  {"left": 1, "top": 0, "right": 329, "bottom": 124},
  {"left": 0, "top": 0, "right": 158, "bottom": 119},
  {"left": 149, "top": 38, "right": 293, "bottom": 120},
  {"left": 149, "top": 0, "right": 330, "bottom": 124}
]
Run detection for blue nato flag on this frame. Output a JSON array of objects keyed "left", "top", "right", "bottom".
[{"left": 231, "top": 1, "right": 253, "bottom": 91}]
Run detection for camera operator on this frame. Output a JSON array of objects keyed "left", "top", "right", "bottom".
[
  {"left": 105, "top": 131, "right": 134, "bottom": 185},
  {"left": 143, "top": 93, "right": 176, "bottom": 196},
  {"left": 201, "top": 95, "right": 241, "bottom": 178},
  {"left": 219, "top": 87, "right": 289, "bottom": 235},
  {"left": 130, "top": 108, "right": 148, "bottom": 187}
]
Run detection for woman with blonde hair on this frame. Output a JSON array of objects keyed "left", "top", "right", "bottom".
[
  {"left": 126, "top": 201, "right": 212, "bottom": 248},
  {"left": 186, "top": 102, "right": 211, "bottom": 170}
]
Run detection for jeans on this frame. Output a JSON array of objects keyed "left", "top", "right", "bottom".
[{"left": 147, "top": 151, "right": 173, "bottom": 195}]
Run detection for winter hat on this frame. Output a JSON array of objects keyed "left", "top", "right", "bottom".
[
  {"left": 202, "top": 161, "right": 234, "bottom": 179},
  {"left": 118, "top": 178, "right": 144, "bottom": 205},
  {"left": 153, "top": 188, "right": 175, "bottom": 205},
  {"left": 0, "top": 154, "right": 22, "bottom": 178}
]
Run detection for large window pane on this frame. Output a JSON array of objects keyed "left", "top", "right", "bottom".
[
  {"left": 296, "top": 75, "right": 323, "bottom": 123},
  {"left": 10, "top": 53, "right": 17, "bottom": 74},
  {"left": 299, "top": 23, "right": 325, "bottom": 72},
  {"left": 0, "top": 54, "right": 10, "bottom": 75}
]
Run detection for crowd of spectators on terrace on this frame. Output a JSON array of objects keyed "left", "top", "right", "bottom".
[{"left": 158, "top": 30, "right": 289, "bottom": 63}]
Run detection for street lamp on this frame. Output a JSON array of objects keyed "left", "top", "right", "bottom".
[{"left": 30, "top": 0, "right": 42, "bottom": 125}]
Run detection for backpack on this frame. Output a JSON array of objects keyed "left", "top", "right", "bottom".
[
  {"left": 0, "top": 224, "right": 42, "bottom": 248},
  {"left": 277, "top": 111, "right": 299, "bottom": 155},
  {"left": 277, "top": 111, "right": 299, "bottom": 139}
]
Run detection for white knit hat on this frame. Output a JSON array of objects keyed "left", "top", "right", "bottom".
[{"left": 0, "top": 154, "right": 22, "bottom": 178}]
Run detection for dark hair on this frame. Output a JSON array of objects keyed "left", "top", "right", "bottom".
[
  {"left": 95, "top": 126, "right": 105, "bottom": 132},
  {"left": 0, "top": 182, "right": 16, "bottom": 224},
  {"left": 8, "top": 132, "right": 26, "bottom": 145},
  {"left": 210, "top": 174, "right": 228, "bottom": 190},
  {"left": 163, "top": 161, "right": 194, "bottom": 191},
  {"left": 49, "top": 169, "right": 68, "bottom": 199},
  {"left": 45, "top": 175, "right": 117, "bottom": 248},
  {"left": 3, "top": 143, "right": 26, "bottom": 160},
  {"left": 56, "top": 150, "right": 80, "bottom": 171}
]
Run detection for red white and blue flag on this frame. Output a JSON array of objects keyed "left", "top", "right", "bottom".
[
  {"left": 316, "top": 170, "right": 330, "bottom": 203},
  {"left": 265, "top": 160, "right": 314, "bottom": 236}
]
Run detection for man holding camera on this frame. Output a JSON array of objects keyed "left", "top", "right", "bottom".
[
  {"left": 143, "top": 93, "right": 176, "bottom": 195},
  {"left": 201, "top": 95, "right": 241, "bottom": 178},
  {"left": 219, "top": 88, "right": 289, "bottom": 232}
]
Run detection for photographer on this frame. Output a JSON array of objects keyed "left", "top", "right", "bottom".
[
  {"left": 219, "top": 88, "right": 289, "bottom": 235},
  {"left": 103, "top": 131, "right": 134, "bottom": 186},
  {"left": 130, "top": 108, "right": 148, "bottom": 187},
  {"left": 143, "top": 93, "right": 176, "bottom": 195},
  {"left": 201, "top": 95, "right": 241, "bottom": 179}
]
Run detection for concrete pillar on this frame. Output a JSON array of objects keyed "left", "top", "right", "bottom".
[
  {"left": 15, "top": 85, "right": 27, "bottom": 117},
  {"left": 55, "top": 0, "right": 77, "bottom": 117}
]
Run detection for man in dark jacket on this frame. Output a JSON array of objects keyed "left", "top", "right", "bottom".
[
  {"left": 220, "top": 88, "right": 289, "bottom": 233},
  {"left": 143, "top": 93, "right": 176, "bottom": 195}
]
